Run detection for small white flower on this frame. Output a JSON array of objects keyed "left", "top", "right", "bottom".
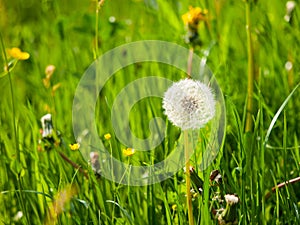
[
  {"left": 162, "top": 79, "right": 215, "bottom": 130},
  {"left": 40, "top": 113, "right": 53, "bottom": 138},
  {"left": 224, "top": 194, "right": 239, "bottom": 205},
  {"left": 13, "top": 211, "right": 23, "bottom": 221},
  {"left": 285, "top": 61, "right": 293, "bottom": 71},
  {"left": 286, "top": 1, "right": 296, "bottom": 15},
  {"left": 284, "top": 1, "right": 296, "bottom": 22}
]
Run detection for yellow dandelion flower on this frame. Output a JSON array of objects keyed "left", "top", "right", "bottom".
[
  {"left": 7, "top": 47, "right": 30, "bottom": 60},
  {"left": 104, "top": 133, "right": 111, "bottom": 140},
  {"left": 182, "top": 6, "right": 207, "bottom": 28},
  {"left": 123, "top": 148, "right": 135, "bottom": 157},
  {"left": 69, "top": 143, "right": 80, "bottom": 151}
]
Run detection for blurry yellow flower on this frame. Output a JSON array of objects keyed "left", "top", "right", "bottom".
[
  {"left": 171, "top": 204, "right": 177, "bottom": 211},
  {"left": 7, "top": 47, "right": 30, "bottom": 60},
  {"left": 182, "top": 6, "right": 208, "bottom": 29},
  {"left": 45, "top": 185, "right": 77, "bottom": 225},
  {"left": 51, "top": 83, "right": 61, "bottom": 96},
  {"left": 43, "top": 104, "right": 51, "bottom": 113},
  {"left": 123, "top": 148, "right": 135, "bottom": 157},
  {"left": 69, "top": 143, "right": 80, "bottom": 151},
  {"left": 104, "top": 133, "right": 111, "bottom": 140},
  {"left": 43, "top": 78, "right": 51, "bottom": 88},
  {"left": 43, "top": 65, "right": 56, "bottom": 88},
  {"left": 45, "top": 65, "right": 56, "bottom": 77}
]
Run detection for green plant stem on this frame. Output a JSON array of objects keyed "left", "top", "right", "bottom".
[
  {"left": 184, "top": 130, "right": 194, "bottom": 225},
  {"left": 0, "top": 33, "right": 18, "bottom": 154},
  {"left": 265, "top": 176, "right": 300, "bottom": 200},
  {"left": 94, "top": 0, "right": 105, "bottom": 60},
  {"left": 94, "top": 2, "right": 99, "bottom": 60},
  {"left": 58, "top": 151, "right": 89, "bottom": 179},
  {"left": 185, "top": 46, "right": 194, "bottom": 224},
  {"left": 245, "top": 1, "right": 255, "bottom": 132}
]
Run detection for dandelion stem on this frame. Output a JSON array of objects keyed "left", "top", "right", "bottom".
[
  {"left": 187, "top": 48, "right": 194, "bottom": 78},
  {"left": 184, "top": 130, "right": 194, "bottom": 225},
  {"left": 245, "top": 0, "right": 255, "bottom": 132}
]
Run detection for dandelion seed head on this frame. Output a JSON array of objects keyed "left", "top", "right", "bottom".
[
  {"left": 285, "top": 61, "right": 293, "bottom": 71},
  {"left": 109, "top": 16, "right": 116, "bottom": 23},
  {"left": 162, "top": 79, "right": 215, "bottom": 130}
]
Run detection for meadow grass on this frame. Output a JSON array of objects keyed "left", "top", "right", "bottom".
[{"left": 0, "top": 0, "right": 300, "bottom": 224}]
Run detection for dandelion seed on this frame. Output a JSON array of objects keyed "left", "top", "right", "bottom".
[
  {"left": 162, "top": 79, "right": 215, "bottom": 130},
  {"left": 69, "top": 143, "right": 80, "bottom": 151},
  {"left": 104, "top": 133, "right": 111, "bottom": 140},
  {"left": 123, "top": 148, "right": 135, "bottom": 157},
  {"left": 7, "top": 47, "right": 30, "bottom": 60}
]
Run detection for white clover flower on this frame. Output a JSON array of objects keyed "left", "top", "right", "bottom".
[{"left": 162, "top": 79, "right": 215, "bottom": 130}]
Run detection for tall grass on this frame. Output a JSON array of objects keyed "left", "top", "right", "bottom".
[{"left": 0, "top": 0, "right": 300, "bottom": 224}]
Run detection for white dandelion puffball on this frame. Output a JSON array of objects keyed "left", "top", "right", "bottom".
[{"left": 162, "top": 79, "right": 215, "bottom": 130}]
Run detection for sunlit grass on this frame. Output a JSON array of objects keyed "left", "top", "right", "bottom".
[{"left": 0, "top": 0, "right": 300, "bottom": 224}]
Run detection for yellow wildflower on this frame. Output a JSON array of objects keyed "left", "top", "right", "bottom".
[
  {"left": 45, "top": 185, "right": 77, "bottom": 225},
  {"left": 171, "top": 204, "right": 177, "bottom": 211},
  {"left": 43, "top": 65, "right": 56, "bottom": 88},
  {"left": 51, "top": 83, "right": 61, "bottom": 96},
  {"left": 182, "top": 6, "right": 208, "bottom": 29},
  {"left": 7, "top": 47, "right": 30, "bottom": 60},
  {"left": 69, "top": 143, "right": 80, "bottom": 151},
  {"left": 45, "top": 65, "right": 56, "bottom": 77},
  {"left": 104, "top": 133, "right": 111, "bottom": 140},
  {"left": 123, "top": 148, "right": 135, "bottom": 157}
]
